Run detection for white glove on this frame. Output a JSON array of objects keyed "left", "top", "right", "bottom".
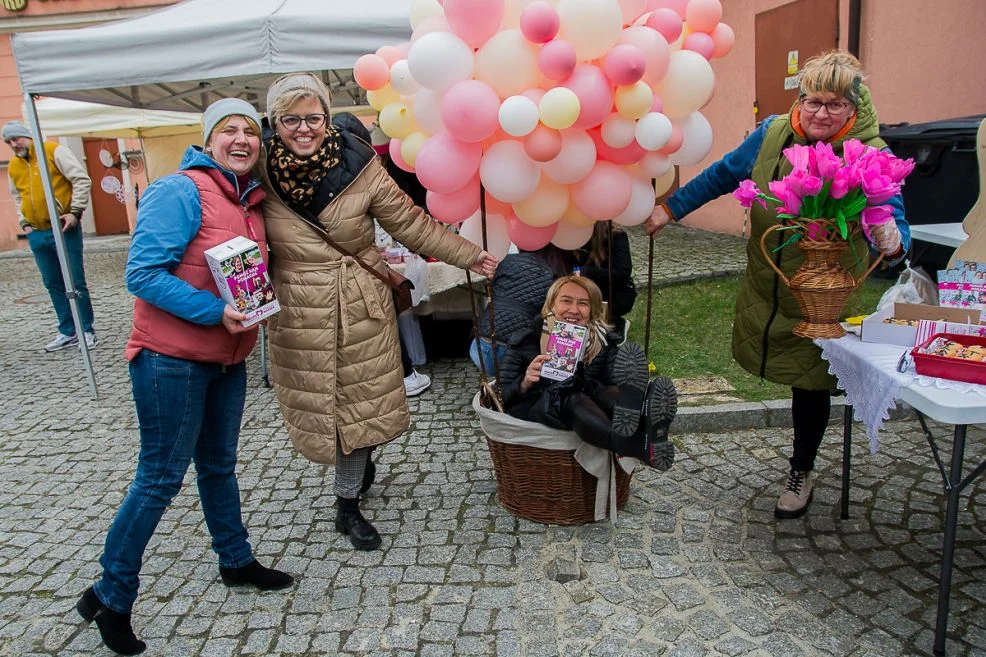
[{"left": 869, "top": 221, "right": 902, "bottom": 256}]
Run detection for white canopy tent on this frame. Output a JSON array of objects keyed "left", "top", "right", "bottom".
[{"left": 12, "top": 0, "right": 413, "bottom": 396}]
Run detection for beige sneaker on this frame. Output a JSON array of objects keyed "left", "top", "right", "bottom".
[{"left": 774, "top": 469, "right": 813, "bottom": 519}]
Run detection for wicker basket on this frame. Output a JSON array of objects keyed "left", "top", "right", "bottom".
[{"left": 485, "top": 438, "right": 631, "bottom": 525}]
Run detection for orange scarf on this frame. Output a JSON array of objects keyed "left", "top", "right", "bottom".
[{"left": 791, "top": 105, "right": 857, "bottom": 144}]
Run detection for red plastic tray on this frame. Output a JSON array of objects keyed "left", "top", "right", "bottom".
[{"left": 910, "top": 332, "right": 986, "bottom": 385}]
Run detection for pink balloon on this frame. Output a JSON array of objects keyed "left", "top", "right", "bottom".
[
  {"left": 520, "top": 1, "right": 560, "bottom": 43},
  {"left": 650, "top": 94, "right": 664, "bottom": 113},
  {"left": 619, "top": 26, "right": 670, "bottom": 89},
  {"left": 602, "top": 44, "right": 647, "bottom": 86},
  {"left": 388, "top": 139, "right": 413, "bottom": 172},
  {"left": 685, "top": 0, "right": 722, "bottom": 33},
  {"left": 524, "top": 125, "right": 563, "bottom": 162},
  {"left": 411, "top": 16, "right": 451, "bottom": 43},
  {"left": 588, "top": 127, "right": 647, "bottom": 165},
  {"left": 538, "top": 40, "right": 577, "bottom": 81},
  {"left": 508, "top": 214, "right": 558, "bottom": 250},
  {"left": 426, "top": 175, "right": 481, "bottom": 224},
  {"left": 711, "top": 23, "right": 735, "bottom": 58},
  {"left": 683, "top": 32, "right": 715, "bottom": 60},
  {"left": 441, "top": 80, "right": 501, "bottom": 143},
  {"left": 646, "top": 0, "right": 687, "bottom": 18},
  {"left": 376, "top": 45, "right": 405, "bottom": 67},
  {"left": 562, "top": 64, "right": 614, "bottom": 130},
  {"left": 444, "top": 0, "right": 505, "bottom": 49},
  {"left": 414, "top": 134, "right": 483, "bottom": 194},
  {"left": 522, "top": 88, "right": 546, "bottom": 105},
  {"left": 571, "top": 161, "right": 633, "bottom": 220},
  {"left": 645, "top": 8, "right": 682, "bottom": 43},
  {"left": 395, "top": 41, "right": 411, "bottom": 57},
  {"left": 354, "top": 54, "right": 390, "bottom": 91},
  {"left": 657, "top": 124, "right": 683, "bottom": 155}
]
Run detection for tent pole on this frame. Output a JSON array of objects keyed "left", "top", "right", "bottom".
[{"left": 23, "top": 92, "right": 99, "bottom": 399}]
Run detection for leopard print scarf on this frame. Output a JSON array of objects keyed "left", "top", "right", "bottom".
[{"left": 266, "top": 128, "right": 342, "bottom": 207}]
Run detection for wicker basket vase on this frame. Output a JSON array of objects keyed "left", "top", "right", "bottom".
[{"left": 760, "top": 220, "right": 883, "bottom": 339}]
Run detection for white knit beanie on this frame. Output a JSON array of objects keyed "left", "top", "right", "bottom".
[{"left": 202, "top": 98, "right": 262, "bottom": 144}]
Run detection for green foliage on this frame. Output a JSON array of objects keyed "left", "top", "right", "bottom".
[{"left": 627, "top": 274, "right": 894, "bottom": 402}]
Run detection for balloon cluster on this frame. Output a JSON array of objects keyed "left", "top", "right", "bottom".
[{"left": 354, "top": 0, "right": 734, "bottom": 256}]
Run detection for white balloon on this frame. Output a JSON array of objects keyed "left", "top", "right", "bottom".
[
  {"left": 498, "top": 96, "right": 540, "bottom": 137},
  {"left": 409, "top": 0, "right": 444, "bottom": 29},
  {"left": 459, "top": 211, "right": 512, "bottom": 261},
  {"left": 638, "top": 152, "right": 672, "bottom": 178},
  {"left": 601, "top": 114, "right": 636, "bottom": 149},
  {"left": 613, "top": 174, "right": 656, "bottom": 227},
  {"left": 389, "top": 60, "right": 420, "bottom": 96},
  {"left": 407, "top": 32, "right": 475, "bottom": 93},
  {"left": 542, "top": 129, "right": 597, "bottom": 184},
  {"left": 480, "top": 140, "right": 541, "bottom": 203},
  {"left": 669, "top": 112, "right": 714, "bottom": 166},
  {"left": 412, "top": 89, "right": 445, "bottom": 135},
  {"left": 550, "top": 220, "right": 594, "bottom": 249},
  {"left": 634, "top": 112, "right": 673, "bottom": 150}
]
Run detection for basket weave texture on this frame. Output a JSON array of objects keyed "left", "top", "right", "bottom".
[{"left": 486, "top": 439, "right": 631, "bottom": 525}]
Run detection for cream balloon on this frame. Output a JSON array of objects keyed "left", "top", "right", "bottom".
[
  {"left": 480, "top": 140, "right": 542, "bottom": 203},
  {"left": 379, "top": 102, "right": 415, "bottom": 139},
  {"left": 555, "top": 0, "right": 623, "bottom": 61},
  {"left": 653, "top": 166, "right": 676, "bottom": 196},
  {"left": 655, "top": 50, "right": 715, "bottom": 118},
  {"left": 410, "top": 0, "right": 444, "bottom": 29},
  {"left": 551, "top": 219, "right": 594, "bottom": 249},
  {"left": 407, "top": 31, "right": 475, "bottom": 93},
  {"left": 498, "top": 95, "right": 540, "bottom": 137},
  {"left": 389, "top": 60, "right": 421, "bottom": 96},
  {"left": 538, "top": 87, "right": 580, "bottom": 130},
  {"left": 601, "top": 114, "right": 636, "bottom": 149},
  {"left": 612, "top": 174, "right": 657, "bottom": 227},
  {"left": 542, "top": 129, "right": 596, "bottom": 184},
  {"left": 366, "top": 85, "right": 401, "bottom": 112},
  {"left": 512, "top": 177, "right": 570, "bottom": 227},
  {"left": 458, "top": 211, "right": 512, "bottom": 261},
  {"left": 413, "top": 88, "right": 446, "bottom": 135},
  {"left": 401, "top": 131, "right": 429, "bottom": 168},
  {"left": 474, "top": 29, "right": 540, "bottom": 98},
  {"left": 561, "top": 204, "right": 597, "bottom": 228},
  {"left": 614, "top": 81, "right": 653, "bottom": 120},
  {"left": 669, "top": 111, "right": 714, "bottom": 166}
]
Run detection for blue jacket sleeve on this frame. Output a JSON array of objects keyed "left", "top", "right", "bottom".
[
  {"left": 665, "top": 117, "right": 775, "bottom": 221},
  {"left": 125, "top": 175, "right": 227, "bottom": 325}
]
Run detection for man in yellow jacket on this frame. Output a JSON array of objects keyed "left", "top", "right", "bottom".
[{"left": 4, "top": 121, "right": 97, "bottom": 351}]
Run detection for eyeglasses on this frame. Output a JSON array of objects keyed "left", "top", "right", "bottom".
[
  {"left": 278, "top": 113, "right": 327, "bottom": 131},
  {"left": 800, "top": 98, "right": 853, "bottom": 116}
]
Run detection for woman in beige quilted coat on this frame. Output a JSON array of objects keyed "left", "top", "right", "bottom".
[{"left": 263, "top": 73, "right": 497, "bottom": 550}]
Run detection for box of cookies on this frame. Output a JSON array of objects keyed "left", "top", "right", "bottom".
[
  {"left": 862, "top": 303, "right": 981, "bottom": 346},
  {"left": 911, "top": 333, "right": 986, "bottom": 385}
]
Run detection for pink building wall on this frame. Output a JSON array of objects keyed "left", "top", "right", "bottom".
[{"left": 685, "top": 0, "right": 986, "bottom": 235}]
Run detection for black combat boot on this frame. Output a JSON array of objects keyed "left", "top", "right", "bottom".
[{"left": 335, "top": 496, "right": 382, "bottom": 551}]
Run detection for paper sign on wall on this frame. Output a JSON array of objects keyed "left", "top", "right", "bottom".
[
  {"left": 784, "top": 75, "right": 799, "bottom": 91},
  {"left": 787, "top": 50, "right": 799, "bottom": 75}
]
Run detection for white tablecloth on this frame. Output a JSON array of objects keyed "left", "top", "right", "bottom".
[{"left": 816, "top": 335, "right": 986, "bottom": 452}]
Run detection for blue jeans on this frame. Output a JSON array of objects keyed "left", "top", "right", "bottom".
[
  {"left": 93, "top": 351, "right": 254, "bottom": 613},
  {"left": 469, "top": 338, "right": 508, "bottom": 376},
  {"left": 27, "top": 226, "right": 94, "bottom": 335}
]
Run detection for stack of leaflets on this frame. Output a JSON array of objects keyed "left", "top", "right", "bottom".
[
  {"left": 540, "top": 319, "right": 588, "bottom": 382},
  {"left": 938, "top": 260, "right": 986, "bottom": 311}
]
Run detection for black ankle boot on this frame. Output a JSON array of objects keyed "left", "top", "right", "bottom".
[
  {"left": 360, "top": 452, "right": 376, "bottom": 495},
  {"left": 611, "top": 377, "right": 678, "bottom": 470},
  {"left": 219, "top": 558, "right": 294, "bottom": 590},
  {"left": 76, "top": 586, "right": 146, "bottom": 656},
  {"left": 335, "top": 496, "right": 382, "bottom": 551}
]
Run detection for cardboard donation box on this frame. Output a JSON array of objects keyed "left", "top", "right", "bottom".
[
  {"left": 204, "top": 236, "right": 279, "bottom": 328},
  {"left": 861, "top": 303, "right": 981, "bottom": 347}
]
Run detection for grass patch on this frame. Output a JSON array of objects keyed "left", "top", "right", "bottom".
[{"left": 627, "top": 274, "right": 894, "bottom": 402}]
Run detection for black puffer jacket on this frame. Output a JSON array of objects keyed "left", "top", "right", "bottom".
[
  {"left": 499, "top": 315, "right": 621, "bottom": 429},
  {"left": 479, "top": 252, "right": 558, "bottom": 343}
]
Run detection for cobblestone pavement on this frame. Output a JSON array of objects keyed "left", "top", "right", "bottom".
[{"left": 2, "top": 245, "right": 986, "bottom": 657}]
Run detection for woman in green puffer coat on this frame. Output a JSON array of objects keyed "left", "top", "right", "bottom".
[{"left": 645, "top": 51, "right": 911, "bottom": 519}]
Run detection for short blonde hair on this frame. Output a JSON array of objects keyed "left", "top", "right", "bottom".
[
  {"left": 799, "top": 50, "right": 864, "bottom": 104},
  {"left": 268, "top": 89, "right": 328, "bottom": 127}
]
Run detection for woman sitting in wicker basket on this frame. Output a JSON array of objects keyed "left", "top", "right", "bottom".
[{"left": 498, "top": 275, "right": 677, "bottom": 470}]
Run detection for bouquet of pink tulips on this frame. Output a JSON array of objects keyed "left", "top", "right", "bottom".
[{"left": 733, "top": 139, "right": 914, "bottom": 250}]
